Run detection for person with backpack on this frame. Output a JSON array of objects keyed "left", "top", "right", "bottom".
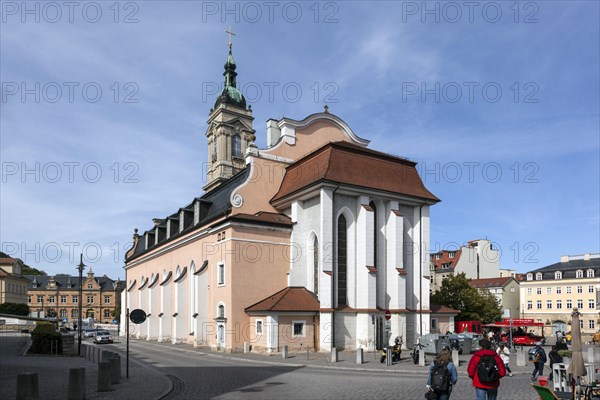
[
  {"left": 467, "top": 339, "right": 506, "bottom": 400},
  {"left": 426, "top": 347, "right": 458, "bottom": 400},
  {"left": 531, "top": 341, "right": 547, "bottom": 381}
]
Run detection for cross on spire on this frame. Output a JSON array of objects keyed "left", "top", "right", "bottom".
[{"left": 225, "top": 26, "right": 236, "bottom": 50}]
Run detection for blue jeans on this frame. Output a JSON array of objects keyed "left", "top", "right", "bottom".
[
  {"left": 434, "top": 390, "right": 450, "bottom": 400},
  {"left": 532, "top": 362, "right": 545, "bottom": 379},
  {"left": 475, "top": 387, "right": 498, "bottom": 400}
]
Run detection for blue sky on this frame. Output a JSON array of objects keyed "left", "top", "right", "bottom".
[{"left": 1, "top": 1, "right": 598, "bottom": 279}]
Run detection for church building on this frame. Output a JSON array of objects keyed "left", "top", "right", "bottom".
[{"left": 122, "top": 40, "right": 440, "bottom": 352}]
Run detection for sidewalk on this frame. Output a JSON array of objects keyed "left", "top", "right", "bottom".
[{"left": 0, "top": 333, "right": 172, "bottom": 400}]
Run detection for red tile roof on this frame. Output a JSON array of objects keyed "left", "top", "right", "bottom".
[
  {"left": 469, "top": 277, "right": 514, "bottom": 288},
  {"left": 245, "top": 287, "right": 320, "bottom": 313},
  {"left": 430, "top": 249, "right": 462, "bottom": 270},
  {"left": 0, "top": 257, "right": 17, "bottom": 265},
  {"left": 271, "top": 142, "right": 440, "bottom": 203},
  {"left": 430, "top": 303, "right": 460, "bottom": 314}
]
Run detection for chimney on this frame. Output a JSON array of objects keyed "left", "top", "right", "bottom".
[
  {"left": 560, "top": 255, "right": 569, "bottom": 263},
  {"left": 266, "top": 119, "right": 280, "bottom": 147},
  {"left": 584, "top": 253, "right": 591, "bottom": 261}
]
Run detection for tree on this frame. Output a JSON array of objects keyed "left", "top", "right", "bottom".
[
  {"left": 0, "top": 302, "right": 30, "bottom": 316},
  {"left": 111, "top": 305, "right": 121, "bottom": 322},
  {"left": 431, "top": 273, "right": 502, "bottom": 324}
]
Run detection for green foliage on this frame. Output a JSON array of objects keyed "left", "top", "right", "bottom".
[
  {"left": 0, "top": 302, "right": 30, "bottom": 316},
  {"left": 29, "top": 322, "right": 62, "bottom": 354},
  {"left": 558, "top": 350, "right": 572, "bottom": 358},
  {"left": 21, "top": 264, "right": 47, "bottom": 275},
  {"left": 430, "top": 273, "right": 503, "bottom": 324},
  {"left": 111, "top": 305, "right": 121, "bottom": 322}
]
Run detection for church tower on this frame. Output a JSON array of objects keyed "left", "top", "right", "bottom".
[{"left": 204, "top": 29, "right": 255, "bottom": 192}]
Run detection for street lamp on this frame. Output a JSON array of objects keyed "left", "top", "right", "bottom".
[{"left": 77, "top": 254, "right": 85, "bottom": 356}]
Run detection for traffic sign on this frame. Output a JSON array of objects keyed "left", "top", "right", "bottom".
[
  {"left": 129, "top": 309, "right": 147, "bottom": 324},
  {"left": 385, "top": 310, "right": 391, "bottom": 320}
]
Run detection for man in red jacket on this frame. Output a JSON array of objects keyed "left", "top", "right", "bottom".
[{"left": 468, "top": 339, "right": 506, "bottom": 400}]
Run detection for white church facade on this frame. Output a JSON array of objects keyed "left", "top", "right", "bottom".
[{"left": 122, "top": 42, "right": 440, "bottom": 352}]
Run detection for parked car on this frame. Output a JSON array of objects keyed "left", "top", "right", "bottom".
[
  {"left": 83, "top": 329, "right": 96, "bottom": 338},
  {"left": 94, "top": 330, "right": 114, "bottom": 344}
]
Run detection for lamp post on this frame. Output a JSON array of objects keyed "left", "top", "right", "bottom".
[{"left": 77, "top": 254, "right": 85, "bottom": 356}]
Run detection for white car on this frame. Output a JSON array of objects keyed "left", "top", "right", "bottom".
[
  {"left": 94, "top": 330, "right": 114, "bottom": 344},
  {"left": 83, "top": 329, "right": 96, "bottom": 338}
]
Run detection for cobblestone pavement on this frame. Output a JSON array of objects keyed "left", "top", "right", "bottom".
[{"left": 3, "top": 331, "right": 595, "bottom": 400}]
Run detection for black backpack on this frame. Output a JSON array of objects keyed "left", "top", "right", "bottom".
[
  {"left": 431, "top": 361, "right": 451, "bottom": 391},
  {"left": 477, "top": 355, "right": 499, "bottom": 383}
]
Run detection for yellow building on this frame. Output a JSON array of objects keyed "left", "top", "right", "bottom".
[
  {"left": 520, "top": 253, "right": 600, "bottom": 337},
  {"left": 0, "top": 257, "right": 29, "bottom": 304}
]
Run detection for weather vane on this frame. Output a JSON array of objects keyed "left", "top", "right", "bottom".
[{"left": 225, "top": 26, "right": 236, "bottom": 50}]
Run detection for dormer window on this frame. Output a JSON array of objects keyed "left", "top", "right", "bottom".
[
  {"left": 555, "top": 271, "right": 562, "bottom": 280},
  {"left": 576, "top": 270, "right": 584, "bottom": 278},
  {"left": 587, "top": 269, "right": 595, "bottom": 278},
  {"left": 527, "top": 273, "right": 533, "bottom": 281},
  {"left": 87, "top": 283, "right": 93, "bottom": 289},
  {"left": 536, "top": 272, "right": 542, "bottom": 280},
  {"left": 435, "top": 254, "right": 441, "bottom": 260},
  {"left": 449, "top": 252, "right": 456, "bottom": 258}
]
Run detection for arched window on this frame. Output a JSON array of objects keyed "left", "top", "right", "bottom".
[
  {"left": 232, "top": 134, "right": 242, "bottom": 158},
  {"left": 337, "top": 214, "right": 347, "bottom": 306},
  {"left": 369, "top": 201, "right": 377, "bottom": 268},
  {"left": 313, "top": 236, "right": 319, "bottom": 296},
  {"left": 576, "top": 270, "right": 583, "bottom": 278},
  {"left": 536, "top": 272, "right": 542, "bottom": 280},
  {"left": 212, "top": 137, "right": 218, "bottom": 161},
  {"left": 218, "top": 304, "right": 225, "bottom": 319}
]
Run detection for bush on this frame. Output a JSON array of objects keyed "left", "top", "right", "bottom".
[
  {"left": 29, "top": 322, "right": 62, "bottom": 354},
  {"left": 558, "top": 350, "right": 572, "bottom": 358}
]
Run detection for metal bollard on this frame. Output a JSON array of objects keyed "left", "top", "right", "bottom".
[
  {"left": 356, "top": 348, "right": 364, "bottom": 364},
  {"left": 386, "top": 348, "right": 392, "bottom": 366},
  {"left": 282, "top": 345, "right": 288, "bottom": 359},
  {"left": 17, "top": 372, "right": 39, "bottom": 400},
  {"left": 243, "top": 341, "right": 250, "bottom": 353},
  {"left": 97, "top": 362, "right": 112, "bottom": 392},
  {"left": 67, "top": 367, "right": 86, "bottom": 400},
  {"left": 306, "top": 347, "right": 310, "bottom": 360},
  {"left": 331, "top": 347, "right": 338, "bottom": 363},
  {"left": 452, "top": 349, "right": 459, "bottom": 366}
]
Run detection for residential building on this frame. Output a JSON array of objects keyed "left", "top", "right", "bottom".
[
  {"left": 25, "top": 269, "right": 123, "bottom": 324},
  {"left": 0, "top": 257, "right": 29, "bottom": 304},
  {"left": 122, "top": 41, "right": 440, "bottom": 353},
  {"left": 430, "top": 239, "right": 500, "bottom": 292},
  {"left": 520, "top": 253, "right": 600, "bottom": 336},
  {"left": 469, "top": 277, "right": 520, "bottom": 320}
]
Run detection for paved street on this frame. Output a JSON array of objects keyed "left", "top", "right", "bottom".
[{"left": 0, "top": 332, "right": 562, "bottom": 400}]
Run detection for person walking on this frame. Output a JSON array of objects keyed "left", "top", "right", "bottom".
[
  {"left": 531, "top": 341, "right": 547, "bottom": 381},
  {"left": 496, "top": 343, "right": 512, "bottom": 377},
  {"left": 468, "top": 339, "right": 506, "bottom": 400},
  {"left": 547, "top": 346, "right": 563, "bottom": 381},
  {"left": 426, "top": 347, "right": 458, "bottom": 400}
]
